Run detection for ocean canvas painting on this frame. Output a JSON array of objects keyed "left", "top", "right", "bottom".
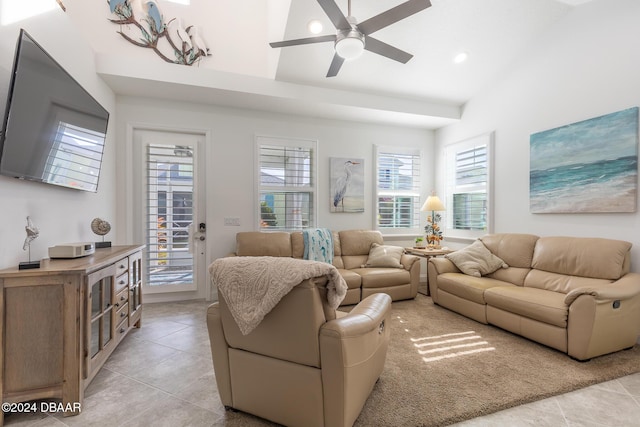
[{"left": 530, "top": 107, "right": 638, "bottom": 213}]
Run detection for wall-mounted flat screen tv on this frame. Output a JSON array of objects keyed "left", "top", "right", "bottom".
[{"left": 0, "top": 29, "right": 109, "bottom": 192}]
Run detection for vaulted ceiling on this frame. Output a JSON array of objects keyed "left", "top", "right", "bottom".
[{"left": 68, "top": 0, "right": 593, "bottom": 128}]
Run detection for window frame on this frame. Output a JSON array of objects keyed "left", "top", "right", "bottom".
[
  {"left": 374, "top": 145, "right": 423, "bottom": 236},
  {"left": 442, "top": 132, "right": 494, "bottom": 241},
  {"left": 254, "top": 135, "right": 318, "bottom": 231}
]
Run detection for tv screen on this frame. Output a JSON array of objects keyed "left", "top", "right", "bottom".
[{"left": 0, "top": 29, "right": 109, "bottom": 192}]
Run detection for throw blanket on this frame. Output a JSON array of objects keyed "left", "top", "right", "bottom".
[
  {"left": 303, "top": 228, "right": 334, "bottom": 264},
  {"left": 210, "top": 257, "right": 347, "bottom": 335}
]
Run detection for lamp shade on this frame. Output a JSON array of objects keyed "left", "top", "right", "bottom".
[{"left": 421, "top": 194, "right": 445, "bottom": 211}]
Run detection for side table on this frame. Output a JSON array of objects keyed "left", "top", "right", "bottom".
[{"left": 404, "top": 247, "right": 454, "bottom": 296}]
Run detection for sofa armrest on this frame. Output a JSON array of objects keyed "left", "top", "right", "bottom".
[
  {"left": 564, "top": 273, "right": 640, "bottom": 305},
  {"left": 401, "top": 253, "right": 419, "bottom": 271},
  {"left": 566, "top": 272, "right": 640, "bottom": 360},
  {"left": 428, "top": 256, "right": 461, "bottom": 274},
  {"left": 321, "top": 293, "right": 391, "bottom": 338},
  {"left": 319, "top": 293, "right": 391, "bottom": 427},
  {"left": 428, "top": 257, "right": 461, "bottom": 301}
]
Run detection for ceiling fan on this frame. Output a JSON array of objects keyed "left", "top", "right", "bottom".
[{"left": 270, "top": 0, "right": 432, "bottom": 77}]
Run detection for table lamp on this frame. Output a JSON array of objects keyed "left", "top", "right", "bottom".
[{"left": 421, "top": 192, "right": 446, "bottom": 248}]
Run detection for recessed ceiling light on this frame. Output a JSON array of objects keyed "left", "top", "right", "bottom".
[
  {"left": 453, "top": 52, "right": 468, "bottom": 64},
  {"left": 308, "top": 20, "right": 323, "bottom": 34}
]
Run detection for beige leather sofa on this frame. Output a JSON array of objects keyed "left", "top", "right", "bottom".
[
  {"left": 233, "top": 229, "right": 420, "bottom": 305},
  {"left": 428, "top": 233, "right": 640, "bottom": 360},
  {"left": 207, "top": 276, "right": 392, "bottom": 427}
]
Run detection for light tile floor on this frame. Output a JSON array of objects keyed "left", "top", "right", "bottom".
[{"left": 4, "top": 299, "right": 640, "bottom": 427}]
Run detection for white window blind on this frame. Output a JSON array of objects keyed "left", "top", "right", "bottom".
[
  {"left": 146, "top": 144, "right": 194, "bottom": 286},
  {"left": 375, "top": 146, "right": 421, "bottom": 233},
  {"left": 444, "top": 133, "right": 493, "bottom": 239},
  {"left": 256, "top": 136, "right": 316, "bottom": 230}
]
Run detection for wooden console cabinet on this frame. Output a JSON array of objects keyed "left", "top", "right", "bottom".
[{"left": 0, "top": 245, "right": 144, "bottom": 425}]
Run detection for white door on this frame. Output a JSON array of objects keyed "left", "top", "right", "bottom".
[{"left": 133, "top": 129, "right": 206, "bottom": 297}]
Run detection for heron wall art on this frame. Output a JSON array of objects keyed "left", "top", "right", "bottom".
[{"left": 330, "top": 157, "right": 364, "bottom": 213}]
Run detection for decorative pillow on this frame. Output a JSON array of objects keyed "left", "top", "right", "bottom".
[
  {"left": 445, "top": 240, "right": 509, "bottom": 277},
  {"left": 365, "top": 243, "right": 404, "bottom": 268}
]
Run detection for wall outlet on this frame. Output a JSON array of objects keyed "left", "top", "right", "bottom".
[{"left": 224, "top": 217, "right": 240, "bottom": 226}]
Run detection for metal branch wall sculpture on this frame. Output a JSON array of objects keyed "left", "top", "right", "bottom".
[{"left": 108, "top": 0, "right": 210, "bottom": 66}]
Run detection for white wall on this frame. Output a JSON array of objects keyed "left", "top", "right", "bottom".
[
  {"left": 435, "top": 0, "right": 640, "bottom": 270},
  {"left": 0, "top": 4, "right": 117, "bottom": 269},
  {"left": 115, "top": 97, "right": 434, "bottom": 277}
]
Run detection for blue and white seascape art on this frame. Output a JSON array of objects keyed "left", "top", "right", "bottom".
[{"left": 530, "top": 107, "right": 638, "bottom": 213}]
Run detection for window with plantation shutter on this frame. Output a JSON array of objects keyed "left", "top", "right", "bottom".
[
  {"left": 256, "top": 136, "right": 316, "bottom": 230},
  {"left": 375, "top": 146, "right": 422, "bottom": 234},
  {"left": 444, "top": 133, "right": 494, "bottom": 240},
  {"left": 146, "top": 143, "right": 194, "bottom": 287}
]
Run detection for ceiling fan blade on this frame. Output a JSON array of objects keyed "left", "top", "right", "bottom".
[
  {"left": 326, "top": 53, "right": 345, "bottom": 77},
  {"left": 270, "top": 34, "right": 336, "bottom": 48},
  {"left": 364, "top": 36, "right": 413, "bottom": 63},
  {"left": 317, "top": 0, "right": 350, "bottom": 30},
  {"left": 358, "top": 0, "right": 431, "bottom": 35}
]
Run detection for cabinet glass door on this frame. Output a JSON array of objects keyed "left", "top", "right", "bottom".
[
  {"left": 90, "top": 320, "right": 100, "bottom": 358},
  {"left": 102, "top": 313, "right": 112, "bottom": 347},
  {"left": 88, "top": 272, "right": 114, "bottom": 360},
  {"left": 91, "top": 281, "right": 101, "bottom": 318},
  {"left": 129, "top": 251, "right": 143, "bottom": 324}
]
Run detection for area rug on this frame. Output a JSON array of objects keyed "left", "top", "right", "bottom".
[{"left": 351, "top": 294, "right": 640, "bottom": 427}]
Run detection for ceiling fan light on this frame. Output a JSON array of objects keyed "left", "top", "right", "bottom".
[{"left": 335, "top": 32, "right": 365, "bottom": 60}]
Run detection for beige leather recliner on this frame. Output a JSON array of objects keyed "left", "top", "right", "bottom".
[{"left": 207, "top": 275, "right": 392, "bottom": 427}]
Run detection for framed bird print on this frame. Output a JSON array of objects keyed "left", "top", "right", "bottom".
[{"left": 330, "top": 157, "right": 364, "bottom": 213}]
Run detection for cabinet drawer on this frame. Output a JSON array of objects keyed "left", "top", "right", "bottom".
[
  {"left": 115, "top": 272, "right": 129, "bottom": 293},
  {"left": 115, "top": 287, "right": 128, "bottom": 309},
  {"left": 116, "top": 318, "right": 129, "bottom": 341},
  {"left": 115, "top": 257, "right": 129, "bottom": 277},
  {"left": 116, "top": 302, "right": 129, "bottom": 323}
]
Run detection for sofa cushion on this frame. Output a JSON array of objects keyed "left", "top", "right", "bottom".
[
  {"left": 484, "top": 286, "right": 568, "bottom": 328},
  {"left": 339, "top": 230, "right": 384, "bottom": 256},
  {"left": 446, "top": 240, "right": 508, "bottom": 277},
  {"left": 524, "top": 269, "right": 614, "bottom": 294},
  {"left": 437, "top": 273, "right": 514, "bottom": 305},
  {"left": 331, "top": 231, "right": 345, "bottom": 269},
  {"left": 338, "top": 269, "right": 362, "bottom": 290},
  {"left": 365, "top": 243, "right": 404, "bottom": 268},
  {"left": 480, "top": 233, "right": 539, "bottom": 269},
  {"left": 351, "top": 268, "right": 410, "bottom": 289},
  {"left": 531, "top": 237, "right": 631, "bottom": 280},
  {"left": 290, "top": 231, "right": 304, "bottom": 259},
  {"left": 236, "top": 232, "right": 292, "bottom": 257},
  {"left": 485, "top": 267, "right": 532, "bottom": 288}
]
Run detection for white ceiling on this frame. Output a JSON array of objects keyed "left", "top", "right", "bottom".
[
  {"left": 70, "top": 0, "right": 594, "bottom": 129},
  {"left": 273, "top": 0, "right": 572, "bottom": 104}
]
